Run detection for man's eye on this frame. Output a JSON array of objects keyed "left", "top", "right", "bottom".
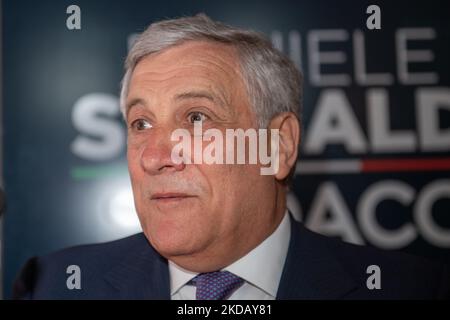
[
  {"left": 130, "top": 119, "right": 152, "bottom": 131},
  {"left": 188, "top": 112, "right": 208, "bottom": 124}
]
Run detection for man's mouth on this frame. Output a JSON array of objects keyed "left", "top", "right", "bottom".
[{"left": 150, "top": 192, "right": 195, "bottom": 202}]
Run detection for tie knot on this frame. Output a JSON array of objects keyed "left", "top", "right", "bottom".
[{"left": 192, "top": 271, "right": 244, "bottom": 300}]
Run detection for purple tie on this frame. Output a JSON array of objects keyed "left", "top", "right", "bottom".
[{"left": 192, "top": 271, "right": 244, "bottom": 300}]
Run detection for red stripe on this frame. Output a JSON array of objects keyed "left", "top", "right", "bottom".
[{"left": 362, "top": 158, "right": 450, "bottom": 172}]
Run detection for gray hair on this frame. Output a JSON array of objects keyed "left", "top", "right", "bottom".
[{"left": 120, "top": 13, "right": 303, "bottom": 130}]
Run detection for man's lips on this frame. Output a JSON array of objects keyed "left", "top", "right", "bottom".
[{"left": 150, "top": 193, "right": 196, "bottom": 201}]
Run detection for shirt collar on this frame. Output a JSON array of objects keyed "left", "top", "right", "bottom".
[
  {"left": 169, "top": 260, "right": 198, "bottom": 295},
  {"left": 169, "top": 210, "right": 291, "bottom": 297},
  {"left": 224, "top": 210, "right": 291, "bottom": 297}
]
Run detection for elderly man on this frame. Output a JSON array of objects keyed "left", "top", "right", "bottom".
[{"left": 14, "top": 14, "right": 449, "bottom": 300}]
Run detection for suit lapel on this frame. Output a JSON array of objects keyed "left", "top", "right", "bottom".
[
  {"left": 276, "top": 216, "right": 358, "bottom": 299},
  {"left": 103, "top": 234, "right": 170, "bottom": 299}
]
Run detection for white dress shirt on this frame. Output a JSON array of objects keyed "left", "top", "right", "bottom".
[{"left": 169, "top": 210, "right": 291, "bottom": 300}]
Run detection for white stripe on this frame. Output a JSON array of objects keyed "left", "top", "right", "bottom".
[{"left": 295, "top": 160, "right": 361, "bottom": 175}]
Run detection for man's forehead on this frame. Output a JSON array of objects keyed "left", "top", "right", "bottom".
[
  {"left": 132, "top": 41, "right": 241, "bottom": 79},
  {"left": 126, "top": 71, "right": 232, "bottom": 111},
  {"left": 125, "top": 88, "right": 229, "bottom": 117},
  {"left": 126, "top": 41, "right": 246, "bottom": 115}
]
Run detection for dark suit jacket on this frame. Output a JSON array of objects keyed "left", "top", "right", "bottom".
[{"left": 13, "top": 217, "right": 450, "bottom": 299}]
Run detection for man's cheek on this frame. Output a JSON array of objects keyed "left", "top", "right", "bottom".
[{"left": 127, "top": 149, "right": 143, "bottom": 174}]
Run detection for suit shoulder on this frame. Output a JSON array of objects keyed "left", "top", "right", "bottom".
[
  {"left": 41, "top": 232, "right": 147, "bottom": 266},
  {"left": 299, "top": 223, "right": 439, "bottom": 267},
  {"left": 297, "top": 224, "right": 450, "bottom": 299},
  {"left": 13, "top": 233, "right": 148, "bottom": 299},
  {"left": 310, "top": 228, "right": 441, "bottom": 272}
]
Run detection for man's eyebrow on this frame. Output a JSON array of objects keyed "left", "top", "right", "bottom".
[
  {"left": 125, "top": 98, "right": 146, "bottom": 117},
  {"left": 174, "top": 90, "right": 226, "bottom": 108},
  {"left": 125, "top": 90, "right": 227, "bottom": 117}
]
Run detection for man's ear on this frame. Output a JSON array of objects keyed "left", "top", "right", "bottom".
[{"left": 268, "top": 112, "right": 300, "bottom": 181}]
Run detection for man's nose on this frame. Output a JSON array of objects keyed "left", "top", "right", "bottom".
[{"left": 140, "top": 127, "right": 186, "bottom": 175}]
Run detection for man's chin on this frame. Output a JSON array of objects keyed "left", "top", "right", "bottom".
[
  {"left": 146, "top": 232, "right": 200, "bottom": 258},
  {"left": 145, "top": 230, "right": 228, "bottom": 272},
  {"left": 151, "top": 196, "right": 198, "bottom": 212}
]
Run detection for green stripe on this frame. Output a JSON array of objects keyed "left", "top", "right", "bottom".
[{"left": 70, "top": 164, "right": 128, "bottom": 180}]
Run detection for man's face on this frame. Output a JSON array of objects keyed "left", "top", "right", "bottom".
[{"left": 126, "top": 41, "right": 280, "bottom": 271}]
